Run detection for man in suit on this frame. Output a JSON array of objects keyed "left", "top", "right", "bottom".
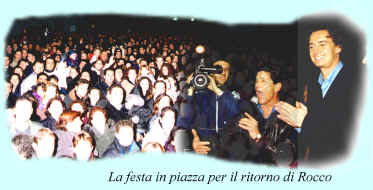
[{"left": 275, "top": 28, "right": 361, "bottom": 165}]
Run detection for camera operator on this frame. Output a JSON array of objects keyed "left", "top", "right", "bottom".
[
  {"left": 177, "top": 60, "right": 239, "bottom": 155},
  {"left": 220, "top": 65, "right": 298, "bottom": 166}
]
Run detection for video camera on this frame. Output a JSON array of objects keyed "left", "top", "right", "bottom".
[
  {"left": 191, "top": 62, "right": 223, "bottom": 90},
  {"left": 191, "top": 44, "right": 223, "bottom": 91}
]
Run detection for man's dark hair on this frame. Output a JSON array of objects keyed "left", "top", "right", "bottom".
[
  {"left": 257, "top": 64, "right": 282, "bottom": 84},
  {"left": 309, "top": 26, "right": 343, "bottom": 48}
]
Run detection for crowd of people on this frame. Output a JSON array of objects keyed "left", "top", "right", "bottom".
[{"left": 5, "top": 28, "right": 298, "bottom": 165}]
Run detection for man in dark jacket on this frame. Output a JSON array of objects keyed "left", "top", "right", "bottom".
[
  {"left": 275, "top": 27, "right": 362, "bottom": 165},
  {"left": 219, "top": 65, "right": 297, "bottom": 166},
  {"left": 177, "top": 60, "right": 240, "bottom": 156}
]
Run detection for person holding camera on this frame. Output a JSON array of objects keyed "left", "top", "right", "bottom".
[{"left": 177, "top": 60, "right": 240, "bottom": 155}]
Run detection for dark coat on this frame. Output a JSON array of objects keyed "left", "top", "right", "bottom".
[
  {"left": 104, "top": 103, "right": 130, "bottom": 122},
  {"left": 177, "top": 90, "right": 240, "bottom": 140},
  {"left": 299, "top": 63, "right": 361, "bottom": 164},
  {"left": 218, "top": 100, "right": 297, "bottom": 165}
]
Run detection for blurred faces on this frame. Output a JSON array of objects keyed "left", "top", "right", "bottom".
[
  {"left": 37, "top": 74, "right": 48, "bottom": 84},
  {"left": 91, "top": 110, "right": 106, "bottom": 131},
  {"left": 160, "top": 109, "right": 176, "bottom": 136},
  {"left": 15, "top": 99, "right": 33, "bottom": 123},
  {"left": 139, "top": 78, "right": 150, "bottom": 92},
  {"left": 115, "top": 68, "right": 123, "bottom": 83},
  {"left": 66, "top": 117, "right": 83, "bottom": 133},
  {"left": 154, "top": 82, "right": 166, "bottom": 99},
  {"left": 88, "top": 88, "right": 100, "bottom": 105},
  {"left": 45, "top": 58, "right": 55, "bottom": 72},
  {"left": 155, "top": 57, "right": 163, "bottom": 69},
  {"left": 5, "top": 82, "right": 12, "bottom": 97},
  {"left": 73, "top": 132, "right": 94, "bottom": 161},
  {"left": 48, "top": 100, "right": 64, "bottom": 120},
  {"left": 33, "top": 129, "right": 56, "bottom": 159},
  {"left": 94, "top": 60, "right": 104, "bottom": 70},
  {"left": 128, "top": 69, "right": 137, "bottom": 84},
  {"left": 80, "top": 71, "right": 91, "bottom": 81},
  {"left": 71, "top": 103, "right": 84, "bottom": 114},
  {"left": 76, "top": 83, "right": 89, "bottom": 98},
  {"left": 10, "top": 74, "right": 20, "bottom": 88},
  {"left": 33, "top": 62, "right": 45, "bottom": 74},
  {"left": 105, "top": 70, "right": 115, "bottom": 85},
  {"left": 116, "top": 126, "right": 134, "bottom": 147},
  {"left": 108, "top": 87, "right": 124, "bottom": 106}
]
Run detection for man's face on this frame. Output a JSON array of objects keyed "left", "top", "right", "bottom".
[
  {"left": 255, "top": 71, "right": 280, "bottom": 106},
  {"left": 76, "top": 84, "right": 89, "bottom": 98},
  {"left": 33, "top": 62, "right": 44, "bottom": 74},
  {"left": 212, "top": 61, "right": 230, "bottom": 86},
  {"left": 309, "top": 30, "right": 341, "bottom": 69}
]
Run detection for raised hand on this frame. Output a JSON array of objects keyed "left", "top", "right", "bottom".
[{"left": 275, "top": 101, "right": 308, "bottom": 128}]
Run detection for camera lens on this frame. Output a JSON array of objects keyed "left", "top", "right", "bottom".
[{"left": 193, "top": 74, "right": 208, "bottom": 88}]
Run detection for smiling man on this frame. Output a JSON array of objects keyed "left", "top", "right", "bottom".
[{"left": 276, "top": 27, "right": 361, "bottom": 165}]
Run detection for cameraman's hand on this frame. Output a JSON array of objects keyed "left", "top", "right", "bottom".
[
  {"left": 207, "top": 76, "right": 223, "bottom": 96},
  {"left": 191, "top": 129, "right": 210, "bottom": 155},
  {"left": 238, "top": 112, "right": 261, "bottom": 142},
  {"left": 186, "top": 74, "right": 195, "bottom": 96}
]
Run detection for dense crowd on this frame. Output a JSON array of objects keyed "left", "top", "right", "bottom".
[{"left": 5, "top": 29, "right": 297, "bottom": 163}]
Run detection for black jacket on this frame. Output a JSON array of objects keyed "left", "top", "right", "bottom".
[{"left": 299, "top": 63, "right": 361, "bottom": 164}]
